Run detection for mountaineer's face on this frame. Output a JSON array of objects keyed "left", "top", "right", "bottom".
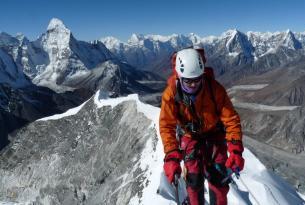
[{"left": 180, "top": 76, "right": 202, "bottom": 94}]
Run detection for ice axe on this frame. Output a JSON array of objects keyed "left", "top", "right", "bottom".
[
  {"left": 157, "top": 172, "right": 189, "bottom": 205},
  {"left": 171, "top": 174, "right": 180, "bottom": 205},
  {"left": 173, "top": 174, "right": 190, "bottom": 205},
  {"left": 220, "top": 167, "right": 240, "bottom": 185}
]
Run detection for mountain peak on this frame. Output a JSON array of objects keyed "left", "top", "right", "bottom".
[
  {"left": 101, "top": 36, "right": 122, "bottom": 43},
  {"left": 188, "top": 33, "right": 201, "bottom": 44},
  {"left": 282, "top": 29, "right": 302, "bottom": 49},
  {"left": 222, "top": 29, "right": 254, "bottom": 56},
  {"left": 222, "top": 29, "right": 240, "bottom": 37},
  {"left": 286, "top": 29, "right": 292, "bottom": 34},
  {"left": 128, "top": 33, "right": 145, "bottom": 44},
  {"left": 42, "top": 17, "right": 72, "bottom": 49},
  {"left": 100, "top": 36, "right": 124, "bottom": 48},
  {"left": 47, "top": 18, "right": 69, "bottom": 32},
  {"left": 16, "top": 32, "right": 25, "bottom": 41},
  {"left": 0, "top": 32, "right": 19, "bottom": 46},
  {"left": 284, "top": 29, "right": 295, "bottom": 39}
]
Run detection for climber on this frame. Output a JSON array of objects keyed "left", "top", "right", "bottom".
[{"left": 159, "top": 47, "right": 244, "bottom": 205}]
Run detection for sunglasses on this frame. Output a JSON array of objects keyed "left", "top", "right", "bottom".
[{"left": 181, "top": 76, "right": 202, "bottom": 85}]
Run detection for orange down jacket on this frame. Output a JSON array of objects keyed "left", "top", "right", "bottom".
[{"left": 159, "top": 75, "right": 242, "bottom": 154}]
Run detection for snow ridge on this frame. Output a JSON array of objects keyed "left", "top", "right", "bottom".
[{"left": 91, "top": 92, "right": 305, "bottom": 205}]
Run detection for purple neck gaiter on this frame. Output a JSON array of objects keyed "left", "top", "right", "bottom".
[{"left": 180, "top": 80, "right": 202, "bottom": 95}]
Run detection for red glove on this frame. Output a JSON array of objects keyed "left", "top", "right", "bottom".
[
  {"left": 163, "top": 150, "right": 182, "bottom": 183},
  {"left": 225, "top": 141, "right": 245, "bottom": 172}
]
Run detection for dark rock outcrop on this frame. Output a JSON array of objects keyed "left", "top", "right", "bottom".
[{"left": 0, "top": 96, "right": 157, "bottom": 204}]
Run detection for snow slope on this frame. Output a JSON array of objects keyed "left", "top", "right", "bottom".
[{"left": 2, "top": 92, "right": 304, "bottom": 205}]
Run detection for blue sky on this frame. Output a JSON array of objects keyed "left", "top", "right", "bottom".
[{"left": 0, "top": 0, "right": 304, "bottom": 42}]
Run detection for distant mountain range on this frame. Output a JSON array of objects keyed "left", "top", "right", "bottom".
[
  {"left": 2, "top": 18, "right": 305, "bottom": 93},
  {"left": 101, "top": 29, "right": 305, "bottom": 84}
]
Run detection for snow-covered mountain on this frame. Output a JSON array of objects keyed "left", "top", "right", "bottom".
[
  {"left": 0, "top": 92, "right": 304, "bottom": 204},
  {"left": 1, "top": 18, "right": 164, "bottom": 95},
  {"left": 101, "top": 34, "right": 193, "bottom": 75},
  {"left": 3, "top": 20, "right": 305, "bottom": 91},
  {"left": 0, "top": 33, "right": 30, "bottom": 88},
  {"left": 101, "top": 29, "right": 305, "bottom": 82},
  {"left": 20, "top": 18, "right": 115, "bottom": 92}
]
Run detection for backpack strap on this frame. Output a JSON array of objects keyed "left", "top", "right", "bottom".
[{"left": 174, "top": 79, "right": 203, "bottom": 135}]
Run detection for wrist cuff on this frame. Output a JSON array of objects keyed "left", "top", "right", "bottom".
[
  {"left": 164, "top": 149, "right": 182, "bottom": 162},
  {"left": 227, "top": 140, "right": 244, "bottom": 154}
]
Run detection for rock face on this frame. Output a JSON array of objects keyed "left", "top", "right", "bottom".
[
  {"left": 0, "top": 81, "right": 92, "bottom": 151},
  {"left": 0, "top": 94, "right": 158, "bottom": 204},
  {"left": 228, "top": 65, "right": 305, "bottom": 193},
  {"left": 231, "top": 64, "right": 305, "bottom": 152},
  {"left": 0, "top": 83, "right": 86, "bottom": 150},
  {"left": 0, "top": 32, "right": 30, "bottom": 88},
  {"left": 0, "top": 109, "right": 27, "bottom": 150}
]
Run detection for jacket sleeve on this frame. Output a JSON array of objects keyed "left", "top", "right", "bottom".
[
  {"left": 215, "top": 81, "right": 242, "bottom": 141},
  {"left": 159, "top": 86, "right": 179, "bottom": 154}
]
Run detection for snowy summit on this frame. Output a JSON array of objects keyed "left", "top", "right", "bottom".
[{"left": 47, "top": 18, "right": 69, "bottom": 32}]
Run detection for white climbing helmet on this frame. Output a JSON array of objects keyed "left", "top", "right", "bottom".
[{"left": 175, "top": 48, "right": 205, "bottom": 78}]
